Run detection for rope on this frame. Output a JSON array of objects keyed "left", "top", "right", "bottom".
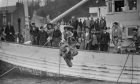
[
  {"left": 0, "top": 67, "right": 16, "bottom": 78},
  {"left": 117, "top": 53, "right": 130, "bottom": 83},
  {"left": 117, "top": 41, "right": 136, "bottom": 83},
  {"left": 58, "top": 53, "right": 61, "bottom": 84},
  {"left": 131, "top": 53, "right": 134, "bottom": 84}
]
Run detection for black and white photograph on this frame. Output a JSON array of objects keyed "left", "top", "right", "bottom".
[{"left": 0, "top": 0, "right": 140, "bottom": 84}]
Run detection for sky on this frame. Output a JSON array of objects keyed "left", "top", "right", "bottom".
[
  {"left": 0, "top": 0, "right": 50, "bottom": 7},
  {"left": 0, "top": 0, "right": 19, "bottom": 7}
]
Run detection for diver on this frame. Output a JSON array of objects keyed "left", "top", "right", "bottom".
[{"left": 59, "top": 26, "right": 78, "bottom": 67}]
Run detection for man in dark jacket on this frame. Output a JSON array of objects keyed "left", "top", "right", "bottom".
[
  {"left": 38, "top": 26, "right": 48, "bottom": 46},
  {"left": 133, "top": 28, "right": 140, "bottom": 53},
  {"left": 30, "top": 23, "right": 39, "bottom": 45},
  {"left": 100, "top": 28, "right": 110, "bottom": 51},
  {"left": 5, "top": 22, "right": 15, "bottom": 42},
  {"left": 52, "top": 25, "right": 62, "bottom": 47}
]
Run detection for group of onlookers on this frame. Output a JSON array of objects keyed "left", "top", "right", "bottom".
[
  {"left": 30, "top": 23, "right": 62, "bottom": 47},
  {"left": 29, "top": 17, "right": 110, "bottom": 52},
  {"left": 66, "top": 17, "right": 110, "bottom": 51},
  {"left": 0, "top": 22, "right": 16, "bottom": 42},
  {"left": 0, "top": 17, "right": 139, "bottom": 53},
  {"left": 0, "top": 22, "right": 24, "bottom": 43}
]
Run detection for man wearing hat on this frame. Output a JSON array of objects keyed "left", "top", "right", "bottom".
[
  {"left": 38, "top": 26, "right": 48, "bottom": 45},
  {"left": 100, "top": 27, "right": 110, "bottom": 51},
  {"left": 132, "top": 28, "right": 140, "bottom": 53},
  {"left": 30, "top": 23, "right": 39, "bottom": 45}
]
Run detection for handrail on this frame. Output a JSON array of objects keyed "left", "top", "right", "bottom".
[{"left": 0, "top": 41, "right": 140, "bottom": 55}]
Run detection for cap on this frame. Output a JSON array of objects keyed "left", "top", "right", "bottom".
[
  {"left": 133, "top": 28, "right": 138, "bottom": 31},
  {"left": 40, "top": 26, "right": 43, "bottom": 29},
  {"left": 113, "top": 22, "right": 119, "bottom": 25}
]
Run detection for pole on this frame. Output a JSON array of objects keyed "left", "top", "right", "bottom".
[
  {"left": 58, "top": 54, "right": 61, "bottom": 84},
  {"left": 18, "top": 18, "right": 21, "bottom": 34},
  {"left": 50, "top": 0, "right": 89, "bottom": 23},
  {"left": 131, "top": 54, "right": 134, "bottom": 84}
]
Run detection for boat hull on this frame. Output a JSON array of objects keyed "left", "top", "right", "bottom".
[{"left": 0, "top": 42, "right": 140, "bottom": 83}]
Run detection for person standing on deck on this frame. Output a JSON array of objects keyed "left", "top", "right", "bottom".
[
  {"left": 52, "top": 24, "right": 62, "bottom": 47},
  {"left": 46, "top": 23, "right": 54, "bottom": 46},
  {"left": 38, "top": 26, "right": 48, "bottom": 46},
  {"left": 84, "top": 27, "right": 91, "bottom": 50},
  {"left": 30, "top": 23, "right": 39, "bottom": 45},
  {"left": 0, "top": 25, "right": 5, "bottom": 41},
  {"left": 85, "top": 18, "right": 91, "bottom": 30},
  {"left": 5, "top": 22, "right": 15, "bottom": 42},
  {"left": 90, "top": 29, "right": 98, "bottom": 50},
  {"left": 100, "top": 28, "right": 110, "bottom": 51},
  {"left": 132, "top": 28, "right": 140, "bottom": 53},
  {"left": 90, "top": 17, "right": 94, "bottom": 30},
  {"left": 112, "top": 22, "right": 122, "bottom": 52}
]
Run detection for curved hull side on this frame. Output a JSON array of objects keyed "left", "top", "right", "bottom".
[{"left": 0, "top": 42, "right": 140, "bottom": 83}]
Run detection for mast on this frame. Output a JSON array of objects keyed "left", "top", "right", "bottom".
[
  {"left": 23, "top": 0, "right": 30, "bottom": 42},
  {"left": 50, "top": 0, "right": 89, "bottom": 23}
]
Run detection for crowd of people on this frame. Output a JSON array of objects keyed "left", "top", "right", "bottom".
[
  {"left": 29, "top": 17, "right": 110, "bottom": 52},
  {"left": 0, "top": 17, "right": 139, "bottom": 53},
  {"left": 0, "top": 22, "right": 24, "bottom": 44}
]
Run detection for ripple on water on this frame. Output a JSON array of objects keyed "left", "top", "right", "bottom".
[{"left": 0, "top": 72, "right": 129, "bottom": 84}]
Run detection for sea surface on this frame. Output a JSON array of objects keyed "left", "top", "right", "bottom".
[{"left": 0, "top": 70, "right": 129, "bottom": 84}]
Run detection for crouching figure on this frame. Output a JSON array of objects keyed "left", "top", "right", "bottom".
[{"left": 59, "top": 42, "right": 78, "bottom": 67}]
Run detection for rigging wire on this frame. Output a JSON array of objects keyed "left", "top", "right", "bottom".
[
  {"left": 116, "top": 52, "right": 130, "bottom": 83},
  {"left": 131, "top": 53, "right": 134, "bottom": 84},
  {"left": 117, "top": 41, "right": 135, "bottom": 84},
  {"left": 58, "top": 52, "right": 61, "bottom": 84}
]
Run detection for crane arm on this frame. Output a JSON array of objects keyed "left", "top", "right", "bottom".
[{"left": 50, "top": 0, "right": 89, "bottom": 23}]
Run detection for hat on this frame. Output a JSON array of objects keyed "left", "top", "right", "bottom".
[
  {"left": 103, "top": 27, "right": 107, "bottom": 30},
  {"left": 31, "top": 23, "right": 35, "bottom": 26},
  {"left": 85, "top": 26, "right": 89, "bottom": 29},
  {"left": 64, "top": 25, "right": 73, "bottom": 30},
  {"left": 47, "top": 23, "right": 53, "bottom": 26},
  {"left": 40, "top": 26, "right": 43, "bottom": 29},
  {"left": 113, "top": 22, "right": 119, "bottom": 25},
  {"left": 133, "top": 28, "right": 138, "bottom": 31}
]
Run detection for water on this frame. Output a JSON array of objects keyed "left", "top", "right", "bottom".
[
  {"left": 0, "top": 71, "right": 129, "bottom": 84},
  {"left": 0, "top": 61, "right": 129, "bottom": 84}
]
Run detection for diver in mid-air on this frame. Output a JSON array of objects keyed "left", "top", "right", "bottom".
[{"left": 59, "top": 26, "right": 78, "bottom": 67}]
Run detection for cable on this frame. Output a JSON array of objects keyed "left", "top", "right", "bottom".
[
  {"left": 117, "top": 40, "right": 136, "bottom": 83},
  {"left": 131, "top": 53, "right": 134, "bottom": 84},
  {"left": 58, "top": 52, "right": 61, "bottom": 84},
  {"left": 0, "top": 67, "right": 16, "bottom": 78},
  {"left": 117, "top": 52, "right": 130, "bottom": 83}
]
